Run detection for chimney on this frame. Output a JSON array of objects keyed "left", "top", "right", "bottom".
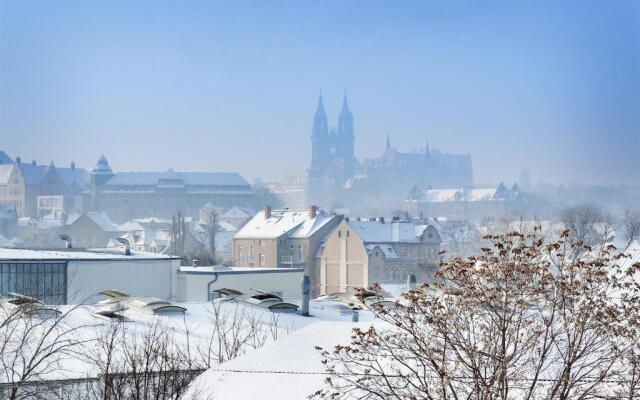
[
  {"left": 407, "top": 274, "right": 417, "bottom": 290},
  {"left": 264, "top": 206, "right": 272, "bottom": 220},
  {"left": 300, "top": 275, "right": 310, "bottom": 317},
  {"left": 309, "top": 205, "right": 318, "bottom": 219},
  {"left": 192, "top": 259, "right": 199, "bottom": 267},
  {"left": 378, "top": 217, "right": 385, "bottom": 223}
]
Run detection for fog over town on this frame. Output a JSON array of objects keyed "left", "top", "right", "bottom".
[{"left": 0, "top": 1, "right": 638, "bottom": 399}]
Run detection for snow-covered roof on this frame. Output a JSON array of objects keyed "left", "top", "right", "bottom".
[
  {"left": 221, "top": 206, "right": 253, "bottom": 219},
  {"left": 365, "top": 243, "right": 399, "bottom": 258},
  {"left": 0, "top": 164, "right": 16, "bottom": 184},
  {"left": 235, "top": 209, "right": 338, "bottom": 240},
  {"left": 347, "top": 220, "right": 426, "bottom": 244},
  {"left": 66, "top": 212, "right": 119, "bottom": 232},
  {"left": 104, "top": 171, "right": 250, "bottom": 187},
  {"left": 410, "top": 184, "right": 521, "bottom": 203},
  {"left": 0, "top": 247, "right": 179, "bottom": 261},
  {"left": 183, "top": 319, "right": 370, "bottom": 400}
]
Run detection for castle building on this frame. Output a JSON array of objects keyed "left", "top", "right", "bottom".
[
  {"left": 88, "top": 155, "right": 255, "bottom": 222},
  {"left": 305, "top": 93, "right": 474, "bottom": 213}
]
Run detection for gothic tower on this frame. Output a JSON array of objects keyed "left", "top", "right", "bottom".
[
  {"left": 337, "top": 91, "right": 355, "bottom": 178},
  {"left": 309, "top": 92, "right": 329, "bottom": 177}
]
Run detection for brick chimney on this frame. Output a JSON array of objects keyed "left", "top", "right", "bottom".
[
  {"left": 309, "top": 205, "right": 318, "bottom": 219},
  {"left": 264, "top": 206, "right": 272, "bottom": 220}
]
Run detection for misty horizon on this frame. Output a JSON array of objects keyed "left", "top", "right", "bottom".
[{"left": 1, "top": 1, "right": 638, "bottom": 187}]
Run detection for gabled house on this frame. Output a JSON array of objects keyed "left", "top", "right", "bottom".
[
  {"left": 315, "top": 217, "right": 441, "bottom": 296},
  {"left": 233, "top": 206, "right": 342, "bottom": 280}
]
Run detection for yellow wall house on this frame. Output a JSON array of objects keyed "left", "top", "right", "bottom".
[{"left": 315, "top": 217, "right": 441, "bottom": 295}]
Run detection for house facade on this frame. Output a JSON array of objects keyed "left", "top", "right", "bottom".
[
  {"left": 0, "top": 163, "right": 25, "bottom": 217},
  {"left": 233, "top": 207, "right": 342, "bottom": 292},
  {"left": 315, "top": 218, "right": 441, "bottom": 295}
]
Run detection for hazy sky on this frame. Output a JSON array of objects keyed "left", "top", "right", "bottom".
[{"left": 1, "top": 1, "right": 638, "bottom": 186}]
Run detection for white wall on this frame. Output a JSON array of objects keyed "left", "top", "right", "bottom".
[
  {"left": 67, "top": 258, "right": 181, "bottom": 304},
  {"left": 177, "top": 269, "right": 304, "bottom": 302}
]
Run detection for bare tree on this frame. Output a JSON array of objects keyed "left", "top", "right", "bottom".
[
  {"left": 170, "top": 212, "right": 186, "bottom": 258},
  {"left": 201, "top": 209, "right": 220, "bottom": 265},
  {"left": 561, "top": 203, "right": 612, "bottom": 253},
  {"left": 622, "top": 209, "right": 640, "bottom": 250},
  {"left": 0, "top": 303, "right": 90, "bottom": 400},
  {"left": 438, "top": 220, "right": 481, "bottom": 257},
  {"left": 312, "top": 230, "right": 640, "bottom": 400}
]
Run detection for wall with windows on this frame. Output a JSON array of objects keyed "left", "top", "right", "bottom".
[
  {"left": 0, "top": 256, "right": 180, "bottom": 305},
  {"left": 0, "top": 261, "right": 67, "bottom": 304}
]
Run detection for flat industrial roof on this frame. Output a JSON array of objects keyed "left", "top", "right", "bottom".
[
  {"left": 0, "top": 248, "right": 181, "bottom": 261},
  {"left": 179, "top": 265, "right": 304, "bottom": 275}
]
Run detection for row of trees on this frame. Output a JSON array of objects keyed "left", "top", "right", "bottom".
[{"left": 436, "top": 204, "right": 640, "bottom": 258}]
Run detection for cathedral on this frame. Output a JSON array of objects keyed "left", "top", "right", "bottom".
[{"left": 306, "top": 93, "right": 474, "bottom": 212}]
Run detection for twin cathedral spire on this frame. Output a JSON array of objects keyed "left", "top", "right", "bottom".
[{"left": 309, "top": 91, "right": 355, "bottom": 181}]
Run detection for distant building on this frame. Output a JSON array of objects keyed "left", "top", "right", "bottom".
[
  {"left": 58, "top": 212, "right": 120, "bottom": 248},
  {"left": 305, "top": 94, "right": 473, "bottom": 212},
  {"left": 406, "top": 183, "right": 525, "bottom": 221},
  {"left": 315, "top": 217, "right": 441, "bottom": 296},
  {"left": 233, "top": 206, "right": 342, "bottom": 283},
  {"left": 0, "top": 163, "right": 25, "bottom": 216},
  {"left": 88, "top": 155, "right": 255, "bottom": 222},
  {"left": 0, "top": 152, "right": 89, "bottom": 217}
]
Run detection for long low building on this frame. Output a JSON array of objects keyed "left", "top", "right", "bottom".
[{"left": 0, "top": 248, "right": 181, "bottom": 304}]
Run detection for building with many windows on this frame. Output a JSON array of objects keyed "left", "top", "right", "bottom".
[{"left": 88, "top": 155, "right": 255, "bottom": 222}]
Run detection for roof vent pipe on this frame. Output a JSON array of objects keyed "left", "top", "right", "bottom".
[
  {"left": 116, "top": 238, "right": 131, "bottom": 256},
  {"left": 58, "top": 234, "right": 73, "bottom": 249},
  {"left": 300, "top": 275, "right": 310, "bottom": 317}
]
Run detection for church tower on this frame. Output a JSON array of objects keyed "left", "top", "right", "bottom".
[
  {"left": 309, "top": 92, "right": 329, "bottom": 177},
  {"left": 337, "top": 91, "right": 355, "bottom": 178}
]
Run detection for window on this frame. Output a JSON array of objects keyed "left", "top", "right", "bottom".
[
  {"left": 346, "top": 230, "right": 350, "bottom": 237},
  {"left": 329, "top": 146, "right": 337, "bottom": 155},
  {"left": 338, "top": 231, "right": 341, "bottom": 238},
  {"left": 249, "top": 245, "right": 254, "bottom": 262},
  {"left": 298, "top": 245, "right": 304, "bottom": 262},
  {"left": 0, "top": 262, "right": 67, "bottom": 304},
  {"left": 401, "top": 246, "right": 407, "bottom": 256},
  {"left": 259, "top": 254, "right": 265, "bottom": 266},
  {"left": 238, "top": 246, "right": 244, "bottom": 263}
]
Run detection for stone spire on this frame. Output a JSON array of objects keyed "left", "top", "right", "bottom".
[
  {"left": 315, "top": 90, "right": 326, "bottom": 116},
  {"left": 386, "top": 133, "right": 391, "bottom": 151},
  {"left": 340, "top": 89, "right": 350, "bottom": 115}
]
